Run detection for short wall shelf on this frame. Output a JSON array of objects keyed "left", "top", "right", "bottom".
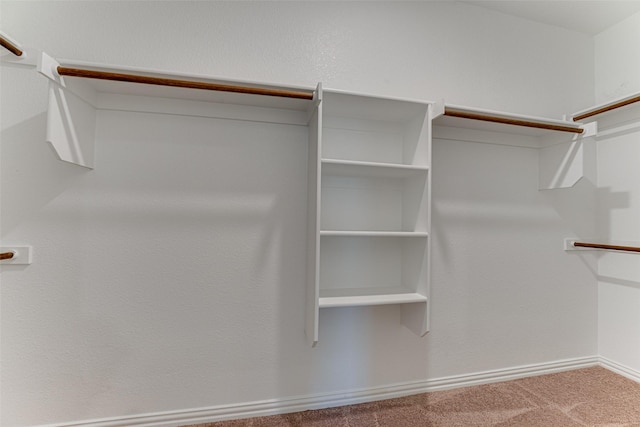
[
  {"left": 435, "top": 104, "right": 585, "bottom": 137},
  {"left": 432, "top": 103, "right": 596, "bottom": 190},
  {"left": 320, "top": 231, "right": 429, "bottom": 237},
  {"left": 319, "top": 288, "right": 428, "bottom": 308},
  {"left": 321, "top": 159, "right": 429, "bottom": 179}
]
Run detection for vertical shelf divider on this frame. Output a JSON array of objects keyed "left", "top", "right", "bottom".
[
  {"left": 401, "top": 104, "right": 433, "bottom": 336},
  {"left": 305, "top": 84, "right": 322, "bottom": 347}
]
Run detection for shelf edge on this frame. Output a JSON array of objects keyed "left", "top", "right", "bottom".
[
  {"left": 319, "top": 293, "right": 427, "bottom": 308},
  {"left": 320, "top": 231, "right": 429, "bottom": 237}
]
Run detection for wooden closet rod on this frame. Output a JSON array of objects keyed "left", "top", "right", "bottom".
[
  {"left": 444, "top": 108, "right": 584, "bottom": 134},
  {"left": 0, "top": 34, "right": 23, "bottom": 57},
  {"left": 573, "top": 94, "right": 640, "bottom": 121},
  {"left": 573, "top": 242, "right": 640, "bottom": 253},
  {"left": 0, "top": 252, "right": 15, "bottom": 261},
  {"left": 56, "top": 66, "right": 314, "bottom": 100}
]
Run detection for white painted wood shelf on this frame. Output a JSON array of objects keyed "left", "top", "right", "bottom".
[
  {"left": 432, "top": 103, "right": 595, "bottom": 190},
  {"left": 322, "top": 159, "right": 429, "bottom": 179},
  {"left": 320, "top": 231, "right": 429, "bottom": 237},
  {"left": 319, "top": 288, "right": 428, "bottom": 308},
  {"left": 434, "top": 104, "right": 585, "bottom": 139}
]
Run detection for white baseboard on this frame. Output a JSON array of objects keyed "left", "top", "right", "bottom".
[
  {"left": 39, "top": 356, "right": 600, "bottom": 427},
  {"left": 599, "top": 356, "right": 640, "bottom": 383}
]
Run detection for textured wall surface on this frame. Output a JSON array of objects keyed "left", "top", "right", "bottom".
[
  {"left": 594, "top": 10, "right": 640, "bottom": 375},
  {"left": 595, "top": 11, "right": 640, "bottom": 103},
  {"left": 595, "top": 116, "right": 640, "bottom": 372},
  {"left": 1, "top": 2, "right": 599, "bottom": 426},
  {"left": 0, "top": 1, "right": 594, "bottom": 117}
]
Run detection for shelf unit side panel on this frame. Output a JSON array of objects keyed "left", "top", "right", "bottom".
[
  {"left": 424, "top": 104, "right": 435, "bottom": 333},
  {"left": 401, "top": 174, "right": 430, "bottom": 233},
  {"left": 400, "top": 106, "right": 433, "bottom": 337},
  {"left": 305, "top": 102, "right": 321, "bottom": 347}
]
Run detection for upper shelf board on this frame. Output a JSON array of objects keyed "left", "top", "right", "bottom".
[{"left": 434, "top": 104, "right": 585, "bottom": 137}]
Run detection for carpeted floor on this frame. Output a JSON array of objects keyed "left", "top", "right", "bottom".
[{"left": 185, "top": 366, "right": 640, "bottom": 426}]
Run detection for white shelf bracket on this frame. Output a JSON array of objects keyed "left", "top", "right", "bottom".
[
  {"left": 0, "top": 31, "right": 38, "bottom": 68},
  {"left": 36, "top": 52, "right": 97, "bottom": 169},
  {"left": 36, "top": 51, "right": 63, "bottom": 83},
  {"left": 538, "top": 121, "right": 595, "bottom": 191},
  {"left": 539, "top": 138, "right": 583, "bottom": 190},
  {"left": 579, "top": 121, "right": 598, "bottom": 138},
  {"left": 564, "top": 238, "right": 588, "bottom": 251},
  {"left": 0, "top": 246, "right": 33, "bottom": 265}
]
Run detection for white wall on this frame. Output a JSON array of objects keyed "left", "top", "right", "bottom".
[
  {"left": 1, "top": 2, "right": 597, "bottom": 426},
  {"left": 430, "top": 135, "right": 597, "bottom": 378},
  {"left": 595, "top": 11, "right": 640, "bottom": 103},
  {"left": 594, "top": 11, "right": 640, "bottom": 374}
]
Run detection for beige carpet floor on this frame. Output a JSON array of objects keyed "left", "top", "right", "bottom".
[{"left": 185, "top": 366, "right": 640, "bottom": 426}]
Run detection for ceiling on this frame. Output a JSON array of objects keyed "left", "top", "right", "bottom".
[{"left": 464, "top": 1, "right": 640, "bottom": 35}]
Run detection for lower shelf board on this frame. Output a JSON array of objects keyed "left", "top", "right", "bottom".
[
  {"left": 320, "top": 230, "right": 429, "bottom": 237},
  {"left": 319, "top": 288, "right": 427, "bottom": 308}
]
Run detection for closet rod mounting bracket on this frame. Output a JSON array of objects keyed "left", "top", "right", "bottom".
[{"left": 0, "top": 247, "right": 32, "bottom": 265}]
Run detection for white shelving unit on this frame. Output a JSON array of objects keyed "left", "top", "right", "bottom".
[
  {"left": 3, "top": 49, "right": 432, "bottom": 346},
  {"left": 306, "top": 89, "right": 434, "bottom": 345}
]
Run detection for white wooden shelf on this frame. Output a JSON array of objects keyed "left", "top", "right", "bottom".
[
  {"left": 434, "top": 104, "right": 584, "bottom": 139},
  {"left": 319, "top": 288, "right": 427, "bottom": 308},
  {"left": 320, "top": 230, "right": 428, "bottom": 237},
  {"left": 322, "top": 159, "right": 428, "bottom": 179},
  {"left": 432, "top": 103, "right": 596, "bottom": 190}
]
